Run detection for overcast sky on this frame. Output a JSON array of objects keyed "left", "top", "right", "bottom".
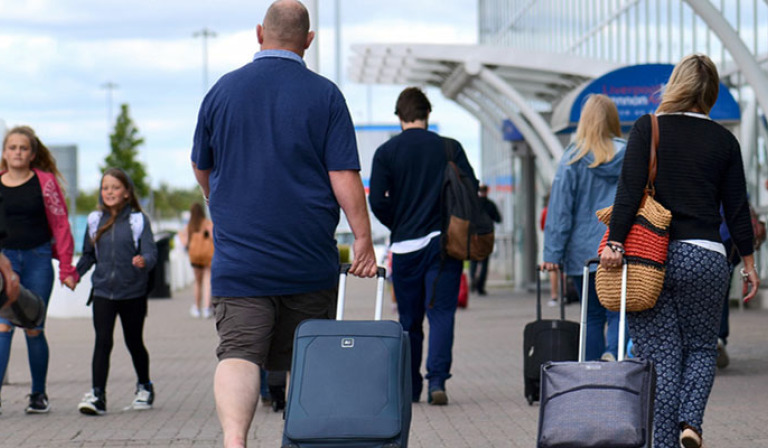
[{"left": 0, "top": 0, "right": 479, "bottom": 191}]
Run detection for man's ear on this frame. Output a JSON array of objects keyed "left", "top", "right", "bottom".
[
  {"left": 305, "top": 30, "right": 315, "bottom": 50},
  {"left": 256, "top": 24, "right": 265, "bottom": 45}
]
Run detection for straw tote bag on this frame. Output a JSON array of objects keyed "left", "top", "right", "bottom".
[{"left": 595, "top": 114, "right": 672, "bottom": 312}]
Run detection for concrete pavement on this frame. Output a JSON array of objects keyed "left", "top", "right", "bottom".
[{"left": 1, "top": 277, "right": 767, "bottom": 447}]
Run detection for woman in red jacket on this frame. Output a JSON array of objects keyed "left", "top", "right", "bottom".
[{"left": 0, "top": 126, "right": 77, "bottom": 415}]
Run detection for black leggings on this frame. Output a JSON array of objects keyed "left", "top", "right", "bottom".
[{"left": 91, "top": 296, "right": 150, "bottom": 390}]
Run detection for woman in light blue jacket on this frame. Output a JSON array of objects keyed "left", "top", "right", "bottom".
[{"left": 542, "top": 94, "right": 626, "bottom": 361}]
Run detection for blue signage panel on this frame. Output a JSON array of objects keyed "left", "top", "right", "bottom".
[
  {"left": 568, "top": 64, "right": 741, "bottom": 128},
  {"left": 502, "top": 119, "right": 524, "bottom": 142}
]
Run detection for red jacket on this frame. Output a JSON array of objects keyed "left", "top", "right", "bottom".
[{"left": 2, "top": 169, "right": 79, "bottom": 283}]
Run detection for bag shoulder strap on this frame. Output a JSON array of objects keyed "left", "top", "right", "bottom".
[
  {"left": 646, "top": 114, "right": 660, "bottom": 196},
  {"left": 129, "top": 212, "right": 144, "bottom": 252}
]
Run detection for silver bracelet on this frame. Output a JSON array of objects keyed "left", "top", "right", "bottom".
[{"left": 740, "top": 265, "right": 758, "bottom": 281}]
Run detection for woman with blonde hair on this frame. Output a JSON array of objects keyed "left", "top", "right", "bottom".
[
  {"left": 178, "top": 202, "right": 213, "bottom": 318},
  {"left": 543, "top": 94, "right": 627, "bottom": 361},
  {"left": 0, "top": 126, "right": 78, "bottom": 414},
  {"left": 601, "top": 54, "right": 758, "bottom": 448}
]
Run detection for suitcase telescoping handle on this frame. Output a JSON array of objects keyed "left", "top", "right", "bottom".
[
  {"left": 581, "top": 258, "right": 628, "bottom": 363},
  {"left": 535, "top": 264, "right": 567, "bottom": 321},
  {"left": 337, "top": 264, "right": 387, "bottom": 321}
]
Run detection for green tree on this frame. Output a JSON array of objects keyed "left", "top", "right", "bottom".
[
  {"left": 103, "top": 103, "right": 150, "bottom": 198},
  {"left": 152, "top": 183, "right": 205, "bottom": 220},
  {"left": 76, "top": 188, "right": 99, "bottom": 214}
]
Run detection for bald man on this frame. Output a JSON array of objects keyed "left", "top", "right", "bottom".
[{"left": 191, "top": 1, "right": 377, "bottom": 446}]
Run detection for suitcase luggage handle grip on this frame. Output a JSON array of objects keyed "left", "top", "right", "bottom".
[
  {"left": 580, "top": 258, "right": 628, "bottom": 363},
  {"left": 535, "top": 264, "right": 566, "bottom": 320},
  {"left": 339, "top": 263, "right": 387, "bottom": 279},
  {"left": 337, "top": 264, "right": 387, "bottom": 321}
]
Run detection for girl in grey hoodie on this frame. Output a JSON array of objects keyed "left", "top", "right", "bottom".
[{"left": 75, "top": 168, "right": 157, "bottom": 415}]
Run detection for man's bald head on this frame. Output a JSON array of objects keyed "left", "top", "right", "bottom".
[{"left": 258, "top": 0, "right": 312, "bottom": 54}]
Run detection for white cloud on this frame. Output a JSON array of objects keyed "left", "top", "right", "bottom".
[{"left": 0, "top": 0, "right": 481, "bottom": 190}]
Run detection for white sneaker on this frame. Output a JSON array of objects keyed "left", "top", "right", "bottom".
[
  {"left": 202, "top": 307, "right": 213, "bottom": 319},
  {"left": 129, "top": 383, "right": 154, "bottom": 411},
  {"left": 189, "top": 305, "right": 201, "bottom": 318},
  {"left": 601, "top": 352, "right": 617, "bottom": 362},
  {"left": 547, "top": 298, "right": 558, "bottom": 307}
]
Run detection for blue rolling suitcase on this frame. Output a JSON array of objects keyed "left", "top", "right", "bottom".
[
  {"left": 537, "top": 258, "right": 656, "bottom": 448},
  {"left": 282, "top": 265, "right": 411, "bottom": 448}
]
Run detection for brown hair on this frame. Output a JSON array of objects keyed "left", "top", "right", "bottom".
[
  {"left": 94, "top": 168, "right": 143, "bottom": 243},
  {"left": 656, "top": 54, "right": 719, "bottom": 115},
  {"left": 569, "top": 94, "right": 621, "bottom": 168},
  {"left": 187, "top": 202, "right": 206, "bottom": 235},
  {"left": 395, "top": 87, "right": 432, "bottom": 123},
  {"left": 2, "top": 126, "right": 66, "bottom": 190}
]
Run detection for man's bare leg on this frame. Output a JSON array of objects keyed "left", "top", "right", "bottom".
[{"left": 215, "top": 359, "right": 260, "bottom": 448}]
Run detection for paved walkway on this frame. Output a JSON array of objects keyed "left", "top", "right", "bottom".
[{"left": 1, "top": 277, "right": 767, "bottom": 447}]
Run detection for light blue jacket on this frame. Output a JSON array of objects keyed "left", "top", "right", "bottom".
[{"left": 543, "top": 138, "right": 626, "bottom": 276}]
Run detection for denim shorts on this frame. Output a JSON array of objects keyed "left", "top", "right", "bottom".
[
  {"left": 1, "top": 241, "right": 54, "bottom": 329},
  {"left": 213, "top": 288, "right": 336, "bottom": 371}
]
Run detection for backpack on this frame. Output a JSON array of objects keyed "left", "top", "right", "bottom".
[
  {"left": 87, "top": 210, "right": 144, "bottom": 255},
  {"left": 188, "top": 229, "right": 214, "bottom": 267},
  {"left": 440, "top": 138, "right": 495, "bottom": 261}
]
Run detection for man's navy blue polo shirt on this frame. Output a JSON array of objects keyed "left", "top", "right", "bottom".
[{"left": 192, "top": 50, "right": 360, "bottom": 297}]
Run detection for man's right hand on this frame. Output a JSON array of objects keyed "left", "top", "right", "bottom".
[
  {"left": 349, "top": 237, "right": 377, "bottom": 278},
  {"left": 0, "top": 254, "right": 20, "bottom": 309}
]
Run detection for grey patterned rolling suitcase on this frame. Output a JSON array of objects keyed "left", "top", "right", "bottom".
[{"left": 536, "top": 258, "right": 656, "bottom": 448}]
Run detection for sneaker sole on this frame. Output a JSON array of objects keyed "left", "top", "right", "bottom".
[
  {"left": 127, "top": 403, "right": 153, "bottom": 411},
  {"left": 78, "top": 405, "right": 105, "bottom": 416},
  {"left": 25, "top": 406, "right": 51, "bottom": 414},
  {"left": 429, "top": 390, "right": 448, "bottom": 405}
]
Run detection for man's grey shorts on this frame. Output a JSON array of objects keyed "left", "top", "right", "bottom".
[{"left": 212, "top": 288, "right": 336, "bottom": 371}]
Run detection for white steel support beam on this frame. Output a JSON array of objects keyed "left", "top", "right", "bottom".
[
  {"left": 470, "top": 81, "right": 555, "bottom": 183},
  {"left": 454, "top": 94, "right": 504, "bottom": 141},
  {"left": 472, "top": 63, "right": 565, "bottom": 162},
  {"left": 685, "top": 0, "right": 768, "bottom": 117}
]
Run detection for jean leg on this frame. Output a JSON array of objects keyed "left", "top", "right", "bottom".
[
  {"left": 0, "top": 330, "right": 13, "bottom": 394},
  {"left": 604, "top": 309, "right": 629, "bottom": 359},
  {"left": 572, "top": 274, "right": 606, "bottom": 361},
  {"left": 392, "top": 250, "right": 427, "bottom": 401},
  {"left": 423, "top": 244, "right": 461, "bottom": 390},
  {"left": 13, "top": 244, "right": 55, "bottom": 327}
]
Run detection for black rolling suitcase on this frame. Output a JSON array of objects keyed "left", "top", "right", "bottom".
[
  {"left": 523, "top": 266, "right": 580, "bottom": 405},
  {"left": 537, "top": 258, "right": 656, "bottom": 448},
  {"left": 281, "top": 264, "right": 411, "bottom": 448}
]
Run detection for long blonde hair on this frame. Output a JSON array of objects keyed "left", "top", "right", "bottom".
[
  {"left": 2, "top": 126, "right": 66, "bottom": 189},
  {"left": 656, "top": 54, "right": 719, "bottom": 115},
  {"left": 569, "top": 94, "right": 621, "bottom": 168}
]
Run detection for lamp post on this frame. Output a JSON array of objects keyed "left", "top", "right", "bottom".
[
  {"left": 100, "top": 81, "right": 118, "bottom": 127},
  {"left": 193, "top": 27, "right": 217, "bottom": 94}
]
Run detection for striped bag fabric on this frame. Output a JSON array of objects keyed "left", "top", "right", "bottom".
[{"left": 594, "top": 114, "right": 671, "bottom": 312}]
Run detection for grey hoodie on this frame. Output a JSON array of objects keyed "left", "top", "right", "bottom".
[{"left": 76, "top": 204, "right": 157, "bottom": 300}]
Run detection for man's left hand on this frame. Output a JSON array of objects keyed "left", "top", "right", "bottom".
[{"left": 349, "top": 238, "right": 377, "bottom": 278}]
